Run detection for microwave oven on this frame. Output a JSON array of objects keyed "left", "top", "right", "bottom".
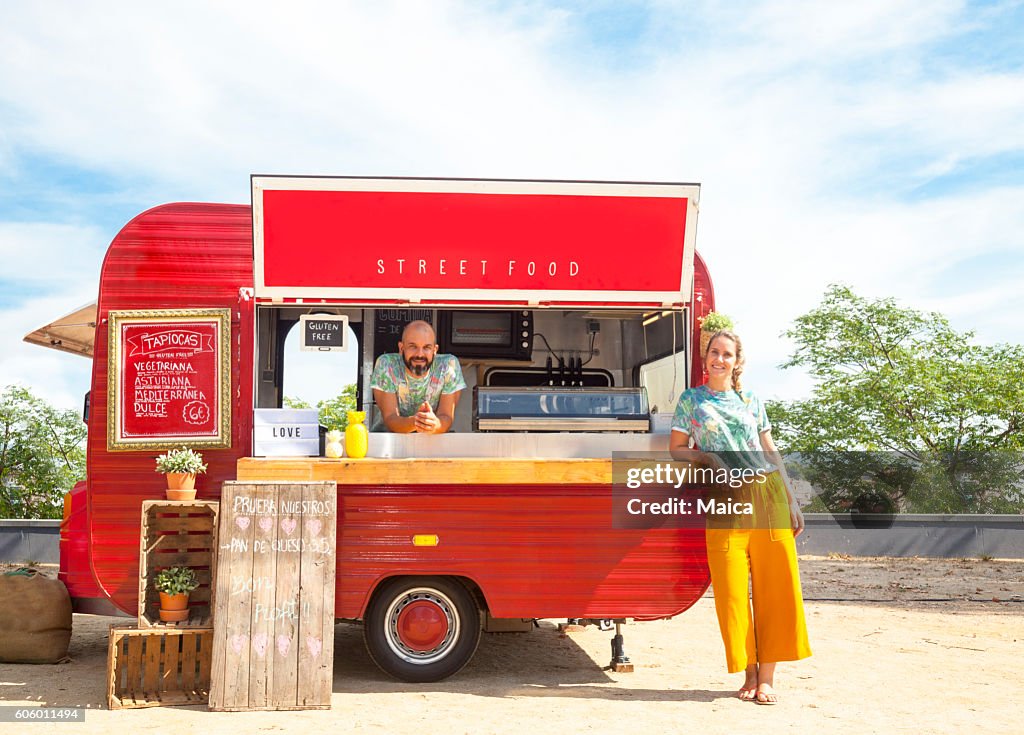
[{"left": 438, "top": 310, "right": 533, "bottom": 361}]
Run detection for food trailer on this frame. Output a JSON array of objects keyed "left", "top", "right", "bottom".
[{"left": 27, "top": 176, "right": 717, "bottom": 683}]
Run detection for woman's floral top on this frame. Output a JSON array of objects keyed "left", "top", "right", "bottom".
[{"left": 671, "top": 385, "right": 773, "bottom": 470}]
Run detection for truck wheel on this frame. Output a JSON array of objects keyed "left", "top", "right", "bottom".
[{"left": 364, "top": 577, "right": 482, "bottom": 682}]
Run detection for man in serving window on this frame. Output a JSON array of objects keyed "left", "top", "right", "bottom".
[{"left": 370, "top": 320, "right": 466, "bottom": 434}]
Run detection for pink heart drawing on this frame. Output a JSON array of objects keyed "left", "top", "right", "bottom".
[
  {"left": 307, "top": 519, "right": 322, "bottom": 537},
  {"left": 235, "top": 517, "right": 250, "bottom": 530},
  {"left": 276, "top": 635, "right": 291, "bottom": 656},
  {"left": 252, "top": 633, "right": 268, "bottom": 659},
  {"left": 306, "top": 636, "right": 322, "bottom": 659},
  {"left": 281, "top": 518, "right": 297, "bottom": 536},
  {"left": 258, "top": 516, "right": 273, "bottom": 532},
  {"left": 230, "top": 634, "right": 245, "bottom": 654}
]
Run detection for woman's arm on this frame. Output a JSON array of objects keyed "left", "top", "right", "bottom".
[
  {"left": 759, "top": 429, "right": 805, "bottom": 536},
  {"left": 669, "top": 430, "right": 729, "bottom": 470}
]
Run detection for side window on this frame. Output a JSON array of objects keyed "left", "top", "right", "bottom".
[{"left": 282, "top": 321, "right": 360, "bottom": 419}]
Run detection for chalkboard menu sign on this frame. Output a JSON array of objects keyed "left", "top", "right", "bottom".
[
  {"left": 209, "top": 481, "right": 337, "bottom": 711},
  {"left": 107, "top": 309, "right": 231, "bottom": 450},
  {"left": 372, "top": 308, "right": 434, "bottom": 360}
]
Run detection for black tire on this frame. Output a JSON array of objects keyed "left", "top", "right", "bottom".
[{"left": 363, "top": 576, "right": 482, "bottom": 682}]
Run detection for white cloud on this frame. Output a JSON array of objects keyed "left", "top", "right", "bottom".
[
  {"left": 0, "top": 0, "right": 1022, "bottom": 408},
  {"left": 0, "top": 292, "right": 96, "bottom": 409},
  {"left": 0, "top": 222, "right": 106, "bottom": 284}
]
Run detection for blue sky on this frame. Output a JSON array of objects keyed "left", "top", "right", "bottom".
[{"left": 1, "top": 0, "right": 1022, "bottom": 409}]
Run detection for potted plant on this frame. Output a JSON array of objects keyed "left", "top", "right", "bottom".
[
  {"left": 699, "top": 311, "right": 735, "bottom": 358},
  {"left": 155, "top": 446, "right": 208, "bottom": 501},
  {"left": 154, "top": 566, "right": 198, "bottom": 623}
]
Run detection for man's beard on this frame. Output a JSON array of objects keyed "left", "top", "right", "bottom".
[{"left": 404, "top": 353, "right": 433, "bottom": 377}]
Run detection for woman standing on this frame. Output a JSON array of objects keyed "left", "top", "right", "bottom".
[{"left": 670, "top": 330, "right": 811, "bottom": 704}]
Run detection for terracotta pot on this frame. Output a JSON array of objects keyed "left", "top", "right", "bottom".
[
  {"left": 165, "top": 473, "right": 197, "bottom": 501},
  {"left": 158, "top": 592, "right": 190, "bottom": 622},
  {"left": 165, "top": 487, "right": 197, "bottom": 501},
  {"left": 700, "top": 330, "right": 713, "bottom": 359},
  {"left": 166, "top": 472, "right": 196, "bottom": 490}
]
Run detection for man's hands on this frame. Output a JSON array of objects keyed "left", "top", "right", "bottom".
[
  {"left": 413, "top": 401, "right": 442, "bottom": 434},
  {"left": 372, "top": 389, "right": 459, "bottom": 434}
]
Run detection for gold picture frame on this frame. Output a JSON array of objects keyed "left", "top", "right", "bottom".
[{"left": 107, "top": 308, "right": 232, "bottom": 451}]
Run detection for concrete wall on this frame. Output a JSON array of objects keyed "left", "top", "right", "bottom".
[
  {"left": 3, "top": 514, "right": 1023, "bottom": 563},
  {"left": 797, "top": 513, "right": 1024, "bottom": 558},
  {"left": 0, "top": 519, "right": 60, "bottom": 564}
]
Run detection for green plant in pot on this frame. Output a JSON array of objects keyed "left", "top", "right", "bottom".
[
  {"left": 154, "top": 566, "right": 199, "bottom": 623},
  {"left": 155, "top": 447, "right": 208, "bottom": 501},
  {"left": 699, "top": 311, "right": 735, "bottom": 358}
]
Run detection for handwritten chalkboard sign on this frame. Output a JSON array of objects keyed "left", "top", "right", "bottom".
[
  {"left": 372, "top": 308, "right": 434, "bottom": 360},
  {"left": 107, "top": 309, "right": 231, "bottom": 450},
  {"left": 299, "top": 314, "right": 348, "bottom": 352},
  {"left": 209, "top": 481, "right": 337, "bottom": 711}
]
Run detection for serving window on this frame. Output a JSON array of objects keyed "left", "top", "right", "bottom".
[
  {"left": 252, "top": 305, "right": 690, "bottom": 436},
  {"left": 254, "top": 306, "right": 364, "bottom": 414}
]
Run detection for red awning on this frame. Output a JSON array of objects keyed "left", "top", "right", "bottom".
[{"left": 253, "top": 177, "right": 700, "bottom": 307}]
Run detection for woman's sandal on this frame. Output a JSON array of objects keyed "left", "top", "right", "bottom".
[
  {"left": 754, "top": 686, "right": 778, "bottom": 705},
  {"left": 738, "top": 687, "right": 757, "bottom": 701}
]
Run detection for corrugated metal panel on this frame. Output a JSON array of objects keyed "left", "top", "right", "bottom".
[
  {"left": 81, "top": 201, "right": 713, "bottom": 619},
  {"left": 690, "top": 251, "right": 715, "bottom": 388},
  {"left": 335, "top": 485, "right": 709, "bottom": 620},
  {"left": 86, "top": 203, "right": 255, "bottom": 614}
]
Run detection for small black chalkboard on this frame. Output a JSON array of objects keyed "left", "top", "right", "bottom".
[
  {"left": 372, "top": 309, "right": 434, "bottom": 360},
  {"left": 300, "top": 314, "right": 348, "bottom": 352}
]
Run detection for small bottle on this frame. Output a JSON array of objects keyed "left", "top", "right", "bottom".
[
  {"left": 345, "top": 411, "right": 368, "bottom": 459},
  {"left": 324, "top": 430, "right": 344, "bottom": 458}
]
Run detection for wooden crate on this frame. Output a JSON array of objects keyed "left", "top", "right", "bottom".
[
  {"left": 107, "top": 626, "right": 213, "bottom": 709},
  {"left": 139, "top": 501, "right": 219, "bottom": 628}
]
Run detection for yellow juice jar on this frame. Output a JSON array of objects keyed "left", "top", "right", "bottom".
[{"left": 344, "top": 411, "right": 368, "bottom": 459}]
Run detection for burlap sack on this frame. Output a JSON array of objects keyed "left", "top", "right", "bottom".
[{"left": 0, "top": 569, "right": 73, "bottom": 663}]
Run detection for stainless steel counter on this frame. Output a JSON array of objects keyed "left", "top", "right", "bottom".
[{"left": 365, "top": 432, "right": 670, "bottom": 459}]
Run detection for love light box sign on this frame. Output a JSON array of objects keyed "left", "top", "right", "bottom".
[{"left": 253, "top": 409, "right": 320, "bottom": 457}]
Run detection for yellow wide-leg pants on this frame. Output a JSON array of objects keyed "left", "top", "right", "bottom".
[{"left": 705, "top": 472, "right": 812, "bottom": 673}]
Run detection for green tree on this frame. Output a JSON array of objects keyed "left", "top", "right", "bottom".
[
  {"left": 284, "top": 384, "right": 358, "bottom": 432},
  {"left": 769, "top": 285, "right": 1024, "bottom": 513},
  {"left": 0, "top": 386, "right": 87, "bottom": 519}
]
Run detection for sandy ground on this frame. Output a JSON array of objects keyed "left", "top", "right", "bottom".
[{"left": 1, "top": 555, "right": 1021, "bottom": 735}]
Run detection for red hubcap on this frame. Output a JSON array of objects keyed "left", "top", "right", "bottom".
[{"left": 395, "top": 600, "right": 449, "bottom": 652}]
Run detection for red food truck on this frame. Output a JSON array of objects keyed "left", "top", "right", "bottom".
[{"left": 26, "top": 176, "right": 716, "bottom": 682}]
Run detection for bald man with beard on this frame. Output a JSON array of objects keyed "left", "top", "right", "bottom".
[{"left": 370, "top": 320, "right": 466, "bottom": 434}]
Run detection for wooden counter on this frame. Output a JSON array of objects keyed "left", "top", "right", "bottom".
[{"left": 236, "top": 457, "right": 612, "bottom": 485}]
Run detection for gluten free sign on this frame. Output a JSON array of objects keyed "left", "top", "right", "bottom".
[{"left": 107, "top": 309, "right": 231, "bottom": 449}]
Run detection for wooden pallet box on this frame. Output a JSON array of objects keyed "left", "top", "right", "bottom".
[
  {"left": 107, "top": 626, "right": 213, "bottom": 709},
  {"left": 139, "top": 500, "right": 219, "bottom": 628}
]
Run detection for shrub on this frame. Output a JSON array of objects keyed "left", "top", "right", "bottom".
[
  {"left": 700, "top": 311, "right": 734, "bottom": 333},
  {"left": 154, "top": 566, "right": 199, "bottom": 595},
  {"left": 154, "top": 447, "right": 207, "bottom": 475}
]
